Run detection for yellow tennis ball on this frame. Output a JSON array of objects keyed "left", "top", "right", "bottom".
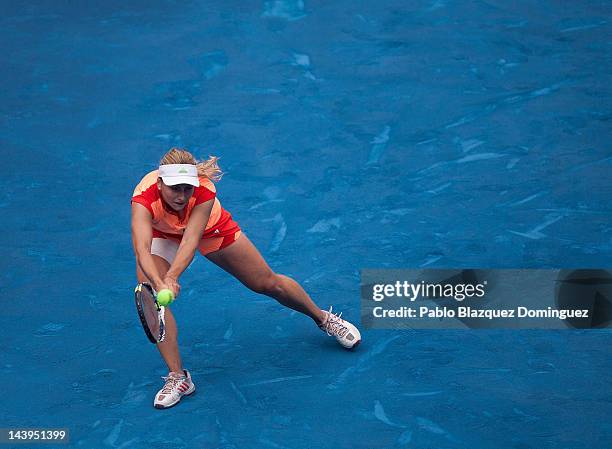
[{"left": 157, "top": 289, "right": 174, "bottom": 307}]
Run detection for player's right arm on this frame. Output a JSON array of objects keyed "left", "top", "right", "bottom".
[{"left": 131, "top": 202, "right": 164, "bottom": 290}]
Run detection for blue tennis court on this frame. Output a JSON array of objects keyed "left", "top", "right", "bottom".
[{"left": 2, "top": 1, "right": 611, "bottom": 447}]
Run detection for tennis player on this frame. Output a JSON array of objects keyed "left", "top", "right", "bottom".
[{"left": 132, "top": 148, "right": 361, "bottom": 409}]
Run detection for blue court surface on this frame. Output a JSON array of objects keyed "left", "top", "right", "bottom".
[{"left": 2, "top": 1, "right": 611, "bottom": 448}]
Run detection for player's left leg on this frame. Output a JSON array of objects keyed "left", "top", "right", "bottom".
[
  {"left": 204, "top": 233, "right": 361, "bottom": 349},
  {"left": 206, "top": 233, "right": 326, "bottom": 324}
]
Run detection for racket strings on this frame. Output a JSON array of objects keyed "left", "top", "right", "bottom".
[{"left": 135, "top": 282, "right": 166, "bottom": 343}]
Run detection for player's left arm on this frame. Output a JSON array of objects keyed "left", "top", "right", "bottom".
[{"left": 164, "top": 200, "right": 214, "bottom": 290}]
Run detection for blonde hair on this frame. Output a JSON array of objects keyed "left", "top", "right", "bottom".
[{"left": 159, "top": 147, "right": 223, "bottom": 182}]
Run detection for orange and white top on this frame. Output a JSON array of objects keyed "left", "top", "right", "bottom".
[{"left": 131, "top": 170, "right": 232, "bottom": 239}]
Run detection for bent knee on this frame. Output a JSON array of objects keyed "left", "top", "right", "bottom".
[{"left": 250, "top": 272, "right": 283, "bottom": 296}]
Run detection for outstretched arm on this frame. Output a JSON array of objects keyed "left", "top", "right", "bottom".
[
  {"left": 131, "top": 202, "right": 164, "bottom": 290},
  {"left": 164, "top": 200, "right": 214, "bottom": 294}
]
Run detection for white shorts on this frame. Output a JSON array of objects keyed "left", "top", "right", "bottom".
[{"left": 151, "top": 238, "right": 179, "bottom": 264}]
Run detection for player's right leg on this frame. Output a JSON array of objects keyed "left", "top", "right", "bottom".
[
  {"left": 136, "top": 240, "right": 195, "bottom": 409},
  {"left": 136, "top": 255, "right": 183, "bottom": 373}
]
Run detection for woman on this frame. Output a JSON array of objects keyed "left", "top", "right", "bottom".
[{"left": 131, "top": 148, "right": 361, "bottom": 409}]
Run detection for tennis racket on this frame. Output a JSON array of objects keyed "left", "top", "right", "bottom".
[{"left": 134, "top": 282, "right": 166, "bottom": 343}]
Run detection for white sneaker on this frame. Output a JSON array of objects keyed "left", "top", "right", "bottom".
[
  {"left": 319, "top": 307, "right": 361, "bottom": 349},
  {"left": 153, "top": 369, "right": 195, "bottom": 409}
]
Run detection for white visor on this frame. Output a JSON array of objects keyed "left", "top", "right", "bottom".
[{"left": 158, "top": 164, "right": 199, "bottom": 187}]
